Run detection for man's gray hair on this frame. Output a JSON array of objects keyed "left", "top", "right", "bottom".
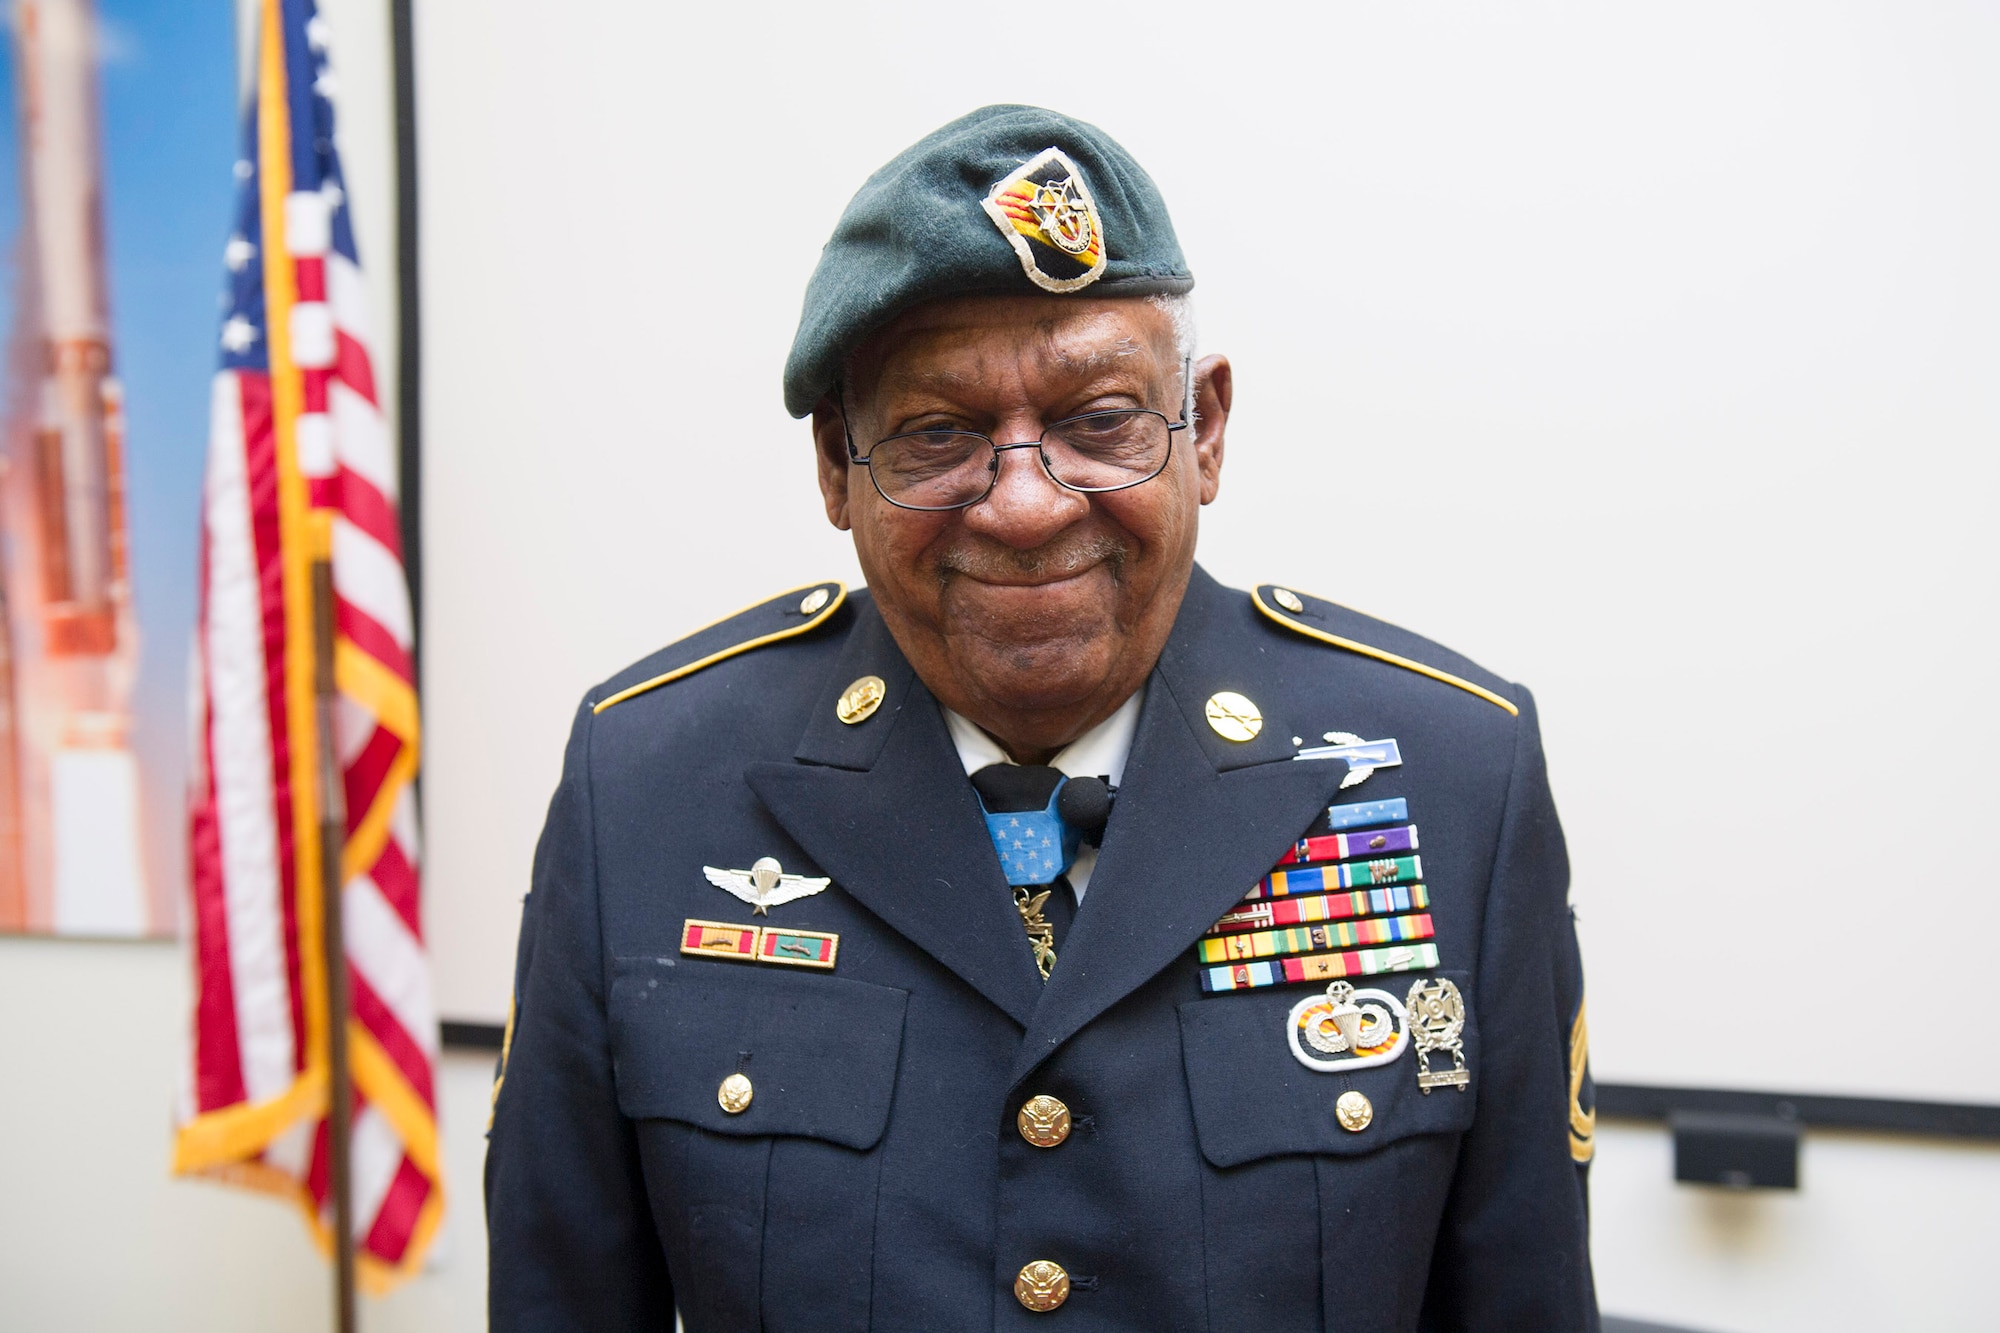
[
  {"left": 1147, "top": 293, "right": 1198, "bottom": 419},
  {"left": 1147, "top": 293, "right": 1198, "bottom": 362}
]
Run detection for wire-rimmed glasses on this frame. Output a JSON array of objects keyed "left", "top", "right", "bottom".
[{"left": 844, "top": 360, "right": 1193, "bottom": 512}]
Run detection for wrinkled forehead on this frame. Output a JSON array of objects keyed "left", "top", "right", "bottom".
[{"left": 848, "top": 295, "right": 1179, "bottom": 407}]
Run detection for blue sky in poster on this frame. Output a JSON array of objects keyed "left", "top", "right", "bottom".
[{"left": 0, "top": 1, "right": 239, "bottom": 917}]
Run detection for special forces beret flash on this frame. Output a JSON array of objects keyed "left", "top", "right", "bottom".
[{"left": 782, "top": 104, "right": 1196, "bottom": 417}]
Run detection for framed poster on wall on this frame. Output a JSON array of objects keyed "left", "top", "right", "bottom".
[{"left": 1, "top": 0, "right": 236, "bottom": 936}]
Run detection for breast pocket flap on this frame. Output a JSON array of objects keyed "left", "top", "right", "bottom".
[
  {"left": 1178, "top": 970, "right": 1480, "bottom": 1169},
  {"left": 610, "top": 957, "right": 909, "bottom": 1151}
]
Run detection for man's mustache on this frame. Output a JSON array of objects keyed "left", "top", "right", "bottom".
[{"left": 936, "top": 534, "right": 1131, "bottom": 585}]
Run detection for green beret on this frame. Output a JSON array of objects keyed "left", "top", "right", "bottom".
[{"left": 782, "top": 104, "right": 1195, "bottom": 418}]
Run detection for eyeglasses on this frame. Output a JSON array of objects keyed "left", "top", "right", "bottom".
[{"left": 843, "top": 358, "right": 1193, "bottom": 512}]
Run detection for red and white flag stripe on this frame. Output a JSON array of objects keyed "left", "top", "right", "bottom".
[{"left": 178, "top": 0, "right": 438, "bottom": 1291}]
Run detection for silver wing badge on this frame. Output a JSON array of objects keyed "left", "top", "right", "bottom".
[{"left": 702, "top": 857, "right": 831, "bottom": 915}]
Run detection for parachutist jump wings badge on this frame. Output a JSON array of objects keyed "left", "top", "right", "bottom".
[{"left": 702, "top": 857, "right": 830, "bottom": 915}]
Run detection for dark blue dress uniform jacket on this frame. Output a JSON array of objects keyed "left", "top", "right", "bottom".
[{"left": 486, "top": 567, "right": 1599, "bottom": 1332}]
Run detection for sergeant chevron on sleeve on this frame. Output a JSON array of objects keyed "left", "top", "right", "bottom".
[{"left": 486, "top": 104, "right": 1600, "bottom": 1333}]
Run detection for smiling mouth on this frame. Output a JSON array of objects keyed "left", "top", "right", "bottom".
[
  {"left": 958, "top": 565, "right": 1105, "bottom": 590},
  {"left": 938, "top": 535, "right": 1129, "bottom": 592}
]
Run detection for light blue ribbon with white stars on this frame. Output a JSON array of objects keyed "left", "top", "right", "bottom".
[{"left": 981, "top": 787, "right": 1081, "bottom": 887}]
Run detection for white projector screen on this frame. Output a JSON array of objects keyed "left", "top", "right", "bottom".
[{"left": 413, "top": 0, "right": 1999, "bottom": 1104}]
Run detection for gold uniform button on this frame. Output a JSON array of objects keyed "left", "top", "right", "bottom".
[
  {"left": 1014, "top": 1259, "right": 1071, "bottom": 1312},
  {"left": 1272, "top": 587, "right": 1305, "bottom": 613},
  {"left": 718, "top": 1073, "right": 754, "bottom": 1114},
  {"left": 1204, "top": 690, "right": 1263, "bottom": 742},
  {"left": 1017, "top": 1094, "right": 1072, "bottom": 1148},
  {"left": 836, "top": 675, "right": 886, "bottom": 725},
  {"left": 799, "top": 587, "right": 830, "bottom": 615},
  {"left": 1336, "top": 1089, "right": 1373, "bottom": 1132}
]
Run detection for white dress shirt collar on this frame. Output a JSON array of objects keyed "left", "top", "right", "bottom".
[{"left": 942, "top": 688, "right": 1143, "bottom": 784}]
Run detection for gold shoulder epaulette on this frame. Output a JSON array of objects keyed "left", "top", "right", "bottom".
[
  {"left": 592, "top": 581, "right": 847, "bottom": 714},
  {"left": 1251, "top": 584, "right": 1518, "bottom": 717}
]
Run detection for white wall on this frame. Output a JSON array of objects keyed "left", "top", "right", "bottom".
[
  {"left": 1589, "top": 1122, "right": 2000, "bottom": 1332},
  {"left": 0, "top": 936, "right": 490, "bottom": 1333}
]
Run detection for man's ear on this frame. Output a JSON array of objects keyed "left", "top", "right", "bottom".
[
  {"left": 1191, "top": 354, "right": 1230, "bottom": 506},
  {"left": 811, "top": 394, "right": 853, "bottom": 531}
]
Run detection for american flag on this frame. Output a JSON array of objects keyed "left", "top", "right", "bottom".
[{"left": 175, "top": 0, "right": 439, "bottom": 1288}]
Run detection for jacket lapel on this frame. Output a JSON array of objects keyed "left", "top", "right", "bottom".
[
  {"left": 745, "top": 598, "right": 1045, "bottom": 1028},
  {"left": 1008, "top": 569, "right": 1347, "bottom": 1085}
]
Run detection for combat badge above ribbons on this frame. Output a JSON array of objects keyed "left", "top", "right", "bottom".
[
  {"left": 982, "top": 147, "right": 1108, "bottom": 293},
  {"left": 1293, "top": 731, "right": 1404, "bottom": 791}
]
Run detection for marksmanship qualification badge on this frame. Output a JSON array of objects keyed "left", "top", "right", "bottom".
[
  {"left": 1407, "top": 976, "right": 1471, "bottom": 1092},
  {"left": 982, "top": 147, "right": 1108, "bottom": 294}
]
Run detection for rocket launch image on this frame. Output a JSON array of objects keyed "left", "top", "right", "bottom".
[{"left": 2, "top": 0, "right": 188, "bottom": 936}]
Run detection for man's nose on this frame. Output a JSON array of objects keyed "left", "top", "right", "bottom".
[{"left": 961, "top": 427, "right": 1090, "bottom": 549}]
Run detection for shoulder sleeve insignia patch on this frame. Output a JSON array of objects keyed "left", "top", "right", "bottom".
[
  {"left": 592, "top": 581, "right": 847, "bottom": 714},
  {"left": 1569, "top": 996, "right": 1596, "bottom": 1163},
  {"left": 486, "top": 995, "right": 515, "bottom": 1131},
  {"left": 1251, "top": 584, "right": 1519, "bottom": 717}
]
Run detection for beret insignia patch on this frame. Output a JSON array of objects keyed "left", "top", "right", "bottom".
[{"left": 981, "top": 147, "right": 1107, "bottom": 294}]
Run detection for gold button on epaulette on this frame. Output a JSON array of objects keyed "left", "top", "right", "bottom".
[
  {"left": 837, "top": 675, "right": 886, "bottom": 724},
  {"left": 1336, "top": 1089, "right": 1373, "bottom": 1132},
  {"left": 1272, "top": 587, "right": 1305, "bottom": 613},
  {"left": 718, "top": 1073, "right": 754, "bottom": 1114},
  {"left": 799, "top": 587, "right": 830, "bottom": 615}
]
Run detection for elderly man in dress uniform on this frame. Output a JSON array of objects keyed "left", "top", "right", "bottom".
[{"left": 486, "top": 105, "right": 1600, "bottom": 1332}]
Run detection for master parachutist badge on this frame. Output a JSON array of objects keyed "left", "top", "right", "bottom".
[
  {"left": 1286, "top": 981, "right": 1410, "bottom": 1073},
  {"left": 1406, "top": 977, "right": 1470, "bottom": 1093}
]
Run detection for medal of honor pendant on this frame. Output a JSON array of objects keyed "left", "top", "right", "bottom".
[{"left": 1015, "top": 884, "right": 1057, "bottom": 979}]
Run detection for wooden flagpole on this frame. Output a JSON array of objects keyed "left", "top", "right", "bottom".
[{"left": 312, "top": 557, "right": 357, "bottom": 1333}]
